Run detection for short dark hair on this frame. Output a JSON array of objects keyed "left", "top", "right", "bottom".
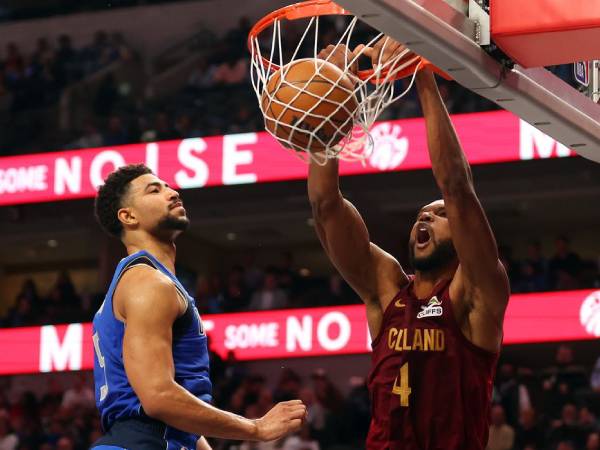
[{"left": 94, "top": 164, "right": 152, "bottom": 237}]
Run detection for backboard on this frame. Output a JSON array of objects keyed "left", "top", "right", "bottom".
[{"left": 334, "top": 0, "right": 600, "bottom": 163}]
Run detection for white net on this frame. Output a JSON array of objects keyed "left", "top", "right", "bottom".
[{"left": 250, "top": 12, "right": 421, "bottom": 165}]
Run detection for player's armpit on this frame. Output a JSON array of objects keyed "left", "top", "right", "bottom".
[
  {"left": 445, "top": 187, "right": 509, "bottom": 353},
  {"left": 444, "top": 185, "right": 509, "bottom": 317}
]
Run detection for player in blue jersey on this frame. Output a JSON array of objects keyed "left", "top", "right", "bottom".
[{"left": 91, "top": 164, "right": 306, "bottom": 450}]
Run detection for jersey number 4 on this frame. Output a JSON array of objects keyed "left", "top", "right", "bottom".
[{"left": 392, "top": 363, "right": 412, "bottom": 407}]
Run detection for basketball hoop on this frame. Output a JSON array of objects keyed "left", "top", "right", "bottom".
[{"left": 248, "top": 0, "right": 444, "bottom": 164}]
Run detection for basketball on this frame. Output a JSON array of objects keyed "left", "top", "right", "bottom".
[{"left": 261, "top": 58, "right": 358, "bottom": 153}]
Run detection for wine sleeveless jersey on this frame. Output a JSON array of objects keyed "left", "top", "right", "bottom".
[
  {"left": 92, "top": 250, "right": 212, "bottom": 450},
  {"left": 367, "top": 277, "right": 498, "bottom": 450}
]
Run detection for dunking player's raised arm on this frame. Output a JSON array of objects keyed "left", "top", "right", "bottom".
[
  {"left": 308, "top": 158, "right": 408, "bottom": 336},
  {"left": 414, "top": 69, "right": 509, "bottom": 351},
  {"left": 116, "top": 265, "right": 305, "bottom": 442},
  {"left": 309, "top": 45, "right": 409, "bottom": 338}
]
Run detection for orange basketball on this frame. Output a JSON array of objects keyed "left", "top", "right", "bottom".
[{"left": 261, "top": 58, "right": 358, "bottom": 153}]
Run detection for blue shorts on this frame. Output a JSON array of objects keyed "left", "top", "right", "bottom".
[{"left": 91, "top": 417, "right": 197, "bottom": 450}]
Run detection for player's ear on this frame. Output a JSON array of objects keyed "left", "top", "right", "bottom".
[{"left": 118, "top": 207, "right": 138, "bottom": 228}]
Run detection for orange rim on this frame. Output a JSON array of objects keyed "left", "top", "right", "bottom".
[{"left": 248, "top": 0, "right": 428, "bottom": 82}]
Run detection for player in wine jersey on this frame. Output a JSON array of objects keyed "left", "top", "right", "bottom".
[
  {"left": 92, "top": 164, "right": 306, "bottom": 450},
  {"left": 309, "top": 42, "right": 510, "bottom": 449}
]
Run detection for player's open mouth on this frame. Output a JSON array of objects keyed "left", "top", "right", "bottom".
[{"left": 416, "top": 225, "right": 432, "bottom": 249}]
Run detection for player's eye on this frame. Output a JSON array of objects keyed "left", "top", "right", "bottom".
[{"left": 438, "top": 210, "right": 446, "bottom": 217}]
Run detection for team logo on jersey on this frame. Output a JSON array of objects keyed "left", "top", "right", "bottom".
[{"left": 417, "top": 296, "right": 443, "bottom": 319}]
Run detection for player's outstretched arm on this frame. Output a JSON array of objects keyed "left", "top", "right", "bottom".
[
  {"left": 116, "top": 267, "right": 306, "bottom": 441},
  {"left": 415, "top": 70, "right": 509, "bottom": 350},
  {"left": 308, "top": 157, "right": 409, "bottom": 331}
]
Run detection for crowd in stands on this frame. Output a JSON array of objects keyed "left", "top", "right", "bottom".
[
  {"left": 0, "top": 31, "right": 132, "bottom": 113},
  {"left": 0, "top": 343, "right": 598, "bottom": 450},
  {"left": 0, "top": 31, "right": 133, "bottom": 154},
  {"left": 0, "top": 0, "right": 194, "bottom": 23},
  {"left": 1, "top": 16, "right": 502, "bottom": 156},
  {"left": 0, "top": 12, "right": 583, "bottom": 158},
  {"left": 501, "top": 236, "right": 600, "bottom": 294},
  {"left": 486, "top": 345, "right": 600, "bottom": 450},
  {"left": 2, "top": 235, "right": 600, "bottom": 328}
]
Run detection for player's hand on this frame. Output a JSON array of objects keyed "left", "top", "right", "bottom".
[
  {"left": 254, "top": 399, "right": 307, "bottom": 441},
  {"left": 358, "top": 36, "right": 417, "bottom": 72},
  {"left": 317, "top": 44, "right": 360, "bottom": 75}
]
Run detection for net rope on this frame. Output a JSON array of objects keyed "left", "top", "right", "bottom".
[{"left": 250, "top": 15, "right": 421, "bottom": 165}]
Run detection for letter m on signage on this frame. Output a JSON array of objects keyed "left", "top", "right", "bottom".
[
  {"left": 39, "top": 324, "right": 82, "bottom": 372},
  {"left": 519, "top": 120, "right": 573, "bottom": 160}
]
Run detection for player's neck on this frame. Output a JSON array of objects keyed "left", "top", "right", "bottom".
[
  {"left": 126, "top": 238, "right": 177, "bottom": 274},
  {"left": 413, "top": 265, "right": 455, "bottom": 298}
]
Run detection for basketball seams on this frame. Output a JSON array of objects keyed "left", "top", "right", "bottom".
[{"left": 261, "top": 59, "right": 359, "bottom": 152}]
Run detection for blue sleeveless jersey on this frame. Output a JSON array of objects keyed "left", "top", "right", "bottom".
[{"left": 92, "top": 250, "right": 212, "bottom": 450}]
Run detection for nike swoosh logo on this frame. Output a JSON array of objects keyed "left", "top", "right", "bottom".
[{"left": 395, "top": 299, "right": 406, "bottom": 308}]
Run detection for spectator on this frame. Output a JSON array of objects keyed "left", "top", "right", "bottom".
[
  {"left": 32, "top": 38, "right": 54, "bottom": 68},
  {"left": 542, "top": 344, "right": 588, "bottom": 417},
  {"left": 0, "top": 412, "right": 18, "bottom": 450},
  {"left": 110, "top": 32, "right": 132, "bottom": 61},
  {"left": 212, "top": 55, "right": 248, "bottom": 85},
  {"left": 344, "top": 376, "right": 371, "bottom": 447},
  {"left": 486, "top": 404, "right": 515, "bottom": 450},
  {"left": 222, "top": 266, "right": 250, "bottom": 312},
  {"left": 495, "top": 363, "right": 519, "bottom": 425},
  {"left": 70, "top": 121, "right": 103, "bottom": 149},
  {"left": 579, "top": 407, "right": 598, "bottom": 437},
  {"left": 587, "top": 432, "right": 600, "bottom": 450},
  {"left": 17, "top": 279, "right": 39, "bottom": 306},
  {"left": 54, "top": 34, "right": 78, "bottom": 87},
  {"left": 186, "top": 57, "right": 216, "bottom": 91},
  {"left": 549, "top": 236, "right": 582, "bottom": 290},
  {"left": 556, "top": 441, "right": 575, "bottom": 450},
  {"left": 174, "top": 112, "right": 200, "bottom": 139},
  {"left": 273, "top": 369, "right": 302, "bottom": 403},
  {"left": 102, "top": 116, "right": 129, "bottom": 146},
  {"left": 4, "top": 43, "right": 24, "bottom": 84},
  {"left": 55, "top": 435, "right": 74, "bottom": 450},
  {"left": 276, "top": 251, "right": 298, "bottom": 294},
  {"left": 326, "top": 273, "right": 352, "bottom": 306},
  {"left": 310, "top": 369, "right": 346, "bottom": 447},
  {"left": 281, "top": 424, "right": 320, "bottom": 450},
  {"left": 517, "top": 241, "right": 549, "bottom": 292},
  {"left": 514, "top": 408, "right": 544, "bottom": 450},
  {"left": 241, "top": 252, "right": 264, "bottom": 291},
  {"left": 61, "top": 375, "right": 94, "bottom": 411},
  {"left": 3, "top": 296, "right": 35, "bottom": 328},
  {"left": 150, "top": 112, "right": 177, "bottom": 142},
  {"left": 249, "top": 269, "right": 289, "bottom": 310},
  {"left": 591, "top": 356, "right": 600, "bottom": 392},
  {"left": 547, "top": 403, "right": 585, "bottom": 449},
  {"left": 94, "top": 74, "right": 119, "bottom": 117}
]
